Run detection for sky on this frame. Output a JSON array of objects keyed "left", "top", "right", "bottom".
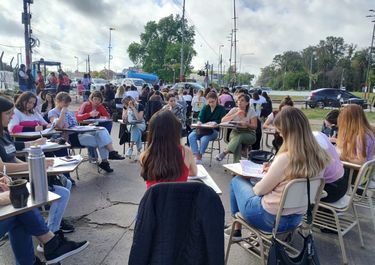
[{"left": 0, "top": 0, "right": 374, "bottom": 80}]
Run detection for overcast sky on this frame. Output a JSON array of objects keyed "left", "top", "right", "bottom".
[{"left": 0, "top": 0, "right": 374, "bottom": 79}]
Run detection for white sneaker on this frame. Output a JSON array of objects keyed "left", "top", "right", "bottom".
[
  {"left": 126, "top": 148, "right": 133, "bottom": 158},
  {"left": 36, "top": 243, "right": 44, "bottom": 253},
  {"left": 133, "top": 150, "right": 140, "bottom": 161}
]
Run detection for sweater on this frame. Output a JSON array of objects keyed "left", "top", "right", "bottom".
[
  {"left": 129, "top": 182, "right": 224, "bottom": 265},
  {"left": 76, "top": 102, "right": 110, "bottom": 122},
  {"left": 198, "top": 104, "right": 226, "bottom": 125},
  {"left": 8, "top": 108, "right": 48, "bottom": 133}
]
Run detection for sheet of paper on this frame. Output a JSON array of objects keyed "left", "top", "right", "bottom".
[
  {"left": 53, "top": 155, "right": 82, "bottom": 167},
  {"left": 239, "top": 160, "right": 264, "bottom": 178},
  {"left": 71, "top": 125, "right": 97, "bottom": 131}
]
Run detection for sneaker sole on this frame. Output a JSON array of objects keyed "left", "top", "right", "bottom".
[
  {"left": 46, "top": 241, "right": 89, "bottom": 264},
  {"left": 60, "top": 229, "right": 75, "bottom": 234}
]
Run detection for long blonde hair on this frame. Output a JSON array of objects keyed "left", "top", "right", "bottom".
[
  {"left": 337, "top": 104, "right": 374, "bottom": 161},
  {"left": 273, "top": 107, "right": 330, "bottom": 180}
]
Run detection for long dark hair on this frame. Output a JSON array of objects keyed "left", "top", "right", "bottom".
[
  {"left": 15, "top": 92, "right": 37, "bottom": 114},
  {"left": 140, "top": 110, "right": 183, "bottom": 181},
  {"left": 238, "top": 94, "right": 250, "bottom": 114}
]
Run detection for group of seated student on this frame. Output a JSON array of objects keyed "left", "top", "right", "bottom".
[
  {"left": 0, "top": 96, "right": 88, "bottom": 265},
  {"left": 49, "top": 92, "right": 124, "bottom": 172}
]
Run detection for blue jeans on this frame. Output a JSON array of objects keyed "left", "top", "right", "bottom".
[
  {"left": 48, "top": 179, "right": 72, "bottom": 232},
  {"left": 0, "top": 208, "right": 49, "bottom": 265},
  {"left": 130, "top": 123, "right": 146, "bottom": 151},
  {"left": 19, "top": 84, "right": 28, "bottom": 92},
  {"left": 78, "top": 128, "right": 112, "bottom": 159},
  {"left": 230, "top": 176, "right": 302, "bottom": 233},
  {"left": 188, "top": 129, "right": 219, "bottom": 155}
]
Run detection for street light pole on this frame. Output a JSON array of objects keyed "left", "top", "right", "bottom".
[
  {"left": 180, "top": 0, "right": 186, "bottom": 82},
  {"left": 309, "top": 51, "right": 316, "bottom": 91},
  {"left": 108, "top": 27, "right": 115, "bottom": 78},
  {"left": 366, "top": 10, "right": 375, "bottom": 94},
  {"left": 218, "top": 44, "right": 224, "bottom": 86},
  {"left": 74, "top": 56, "right": 79, "bottom": 72}
]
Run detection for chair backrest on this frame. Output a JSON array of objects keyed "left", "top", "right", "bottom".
[
  {"left": 273, "top": 176, "right": 325, "bottom": 234},
  {"left": 224, "top": 100, "right": 235, "bottom": 111},
  {"left": 129, "top": 182, "right": 225, "bottom": 265},
  {"left": 351, "top": 158, "right": 375, "bottom": 202}
]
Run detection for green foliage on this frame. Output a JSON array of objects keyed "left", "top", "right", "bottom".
[
  {"left": 127, "top": 15, "right": 196, "bottom": 82},
  {"left": 257, "top": 36, "right": 374, "bottom": 91}
]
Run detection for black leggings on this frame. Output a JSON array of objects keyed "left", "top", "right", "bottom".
[{"left": 321, "top": 175, "right": 348, "bottom": 203}]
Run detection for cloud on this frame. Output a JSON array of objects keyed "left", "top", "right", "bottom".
[
  {"left": 0, "top": 0, "right": 373, "bottom": 80},
  {"left": 0, "top": 12, "right": 23, "bottom": 37}
]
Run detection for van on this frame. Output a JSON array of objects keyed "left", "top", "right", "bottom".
[{"left": 121, "top": 78, "right": 145, "bottom": 92}]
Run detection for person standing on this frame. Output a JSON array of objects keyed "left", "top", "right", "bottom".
[{"left": 18, "top": 64, "right": 29, "bottom": 92}]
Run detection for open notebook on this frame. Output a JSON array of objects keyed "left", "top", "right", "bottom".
[
  {"left": 53, "top": 155, "right": 82, "bottom": 168},
  {"left": 239, "top": 160, "right": 265, "bottom": 178}
]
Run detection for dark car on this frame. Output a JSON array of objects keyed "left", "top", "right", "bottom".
[{"left": 306, "top": 88, "right": 368, "bottom": 109}]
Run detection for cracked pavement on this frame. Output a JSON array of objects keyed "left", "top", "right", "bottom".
[{"left": 1, "top": 119, "right": 375, "bottom": 264}]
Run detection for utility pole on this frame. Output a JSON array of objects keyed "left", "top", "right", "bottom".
[
  {"left": 228, "top": 30, "right": 233, "bottom": 73},
  {"left": 179, "top": 0, "right": 186, "bottom": 82},
  {"left": 108, "top": 27, "right": 115, "bottom": 79},
  {"left": 366, "top": 10, "right": 375, "bottom": 94},
  {"left": 22, "top": 0, "right": 32, "bottom": 68},
  {"left": 74, "top": 56, "right": 79, "bottom": 72},
  {"left": 205, "top": 61, "right": 209, "bottom": 88},
  {"left": 309, "top": 51, "right": 315, "bottom": 90},
  {"left": 233, "top": 0, "right": 238, "bottom": 85},
  {"left": 87, "top": 55, "right": 91, "bottom": 75},
  {"left": 218, "top": 44, "right": 224, "bottom": 86}
]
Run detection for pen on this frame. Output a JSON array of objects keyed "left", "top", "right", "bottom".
[{"left": 3, "top": 165, "right": 6, "bottom": 176}]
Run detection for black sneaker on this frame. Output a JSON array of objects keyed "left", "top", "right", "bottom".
[
  {"left": 34, "top": 256, "right": 45, "bottom": 265},
  {"left": 60, "top": 219, "right": 75, "bottom": 233},
  {"left": 98, "top": 161, "right": 114, "bottom": 173},
  {"left": 44, "top": 232, "right": 89, "bottom": 264},
  {"left": 108, "top": 151, "right": 125, "bottom": 160},
  {"left": 224, "top": 227, "right": 242, "bottom": 242}
]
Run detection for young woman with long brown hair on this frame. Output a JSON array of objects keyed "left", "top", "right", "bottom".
[
  {"left": 337, "top": 104, "right": 375, "bottom": 164},
  {"left": 228, "top": 107, "right": 330, "bottom": 239},
  {"left": 140, "top": 110, "right": 197, "bottom": 188}
]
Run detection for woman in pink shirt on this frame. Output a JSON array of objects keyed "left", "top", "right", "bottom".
[{"left": 228, "top": 107, "right": 330, "bottom": 239}]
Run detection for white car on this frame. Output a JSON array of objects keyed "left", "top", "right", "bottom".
[
  {"left": 91, "top": 78, "right": 108, "bottom": 91},
  {"left": 121, "top": 78, "right": 145, "bottom": 92}
]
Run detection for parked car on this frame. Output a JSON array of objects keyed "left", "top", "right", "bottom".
[
  {"left": 172, "top": 82, "right": 204, "bottom": 92},
  {"left": 121, "top": 78, "right": 146, "bottom": 92},
  {"left": 306, "top": 88, "right": 368, "bottom": 109},
  {"left": 91, "top": 78, "right": 109, "bottom": 91}
]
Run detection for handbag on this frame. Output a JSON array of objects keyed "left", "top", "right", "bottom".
[
  {"left": 267, "top": 178, "right": 320, "bottom": 265},
  {"left": 196, "top": 127, "right": 214, "bottom": 137},
  {"left": 249, "top": 150, "right": 274, "bottom": 164}
]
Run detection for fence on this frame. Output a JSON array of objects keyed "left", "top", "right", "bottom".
[{"left": 0, "top": 71, "right": 15, "bottom": 90}]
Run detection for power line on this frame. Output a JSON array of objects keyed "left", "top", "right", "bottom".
[
  {"left": 0, "top": 43, "right": 24, "bottom": 48},
  {"left": 171, "top": 3, "right": 219, "bottom": 58}
]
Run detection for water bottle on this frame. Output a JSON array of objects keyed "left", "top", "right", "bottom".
[{"left": 28, "top": 146, "right": 48, "bottom": 203}]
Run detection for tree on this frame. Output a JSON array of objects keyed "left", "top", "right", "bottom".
[
  {"left": 257, "top": 36, "right": 370, "bottom": 91},
  {"left": 127, "top": 15, "right": 196, "bottom": 82}
]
